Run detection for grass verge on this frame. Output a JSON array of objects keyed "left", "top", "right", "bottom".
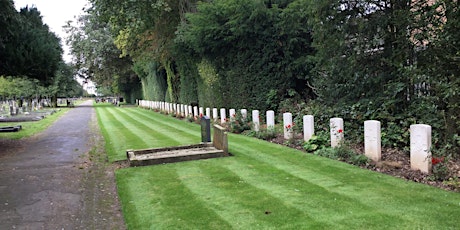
[
  {"left": 95, "top": 104, "right": 460, "bottom": 229},
  {"left": 0, "top": 108, "right": 69, "bottom": 139}
]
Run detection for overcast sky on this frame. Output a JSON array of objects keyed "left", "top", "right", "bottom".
[{"left": 14, "top": 0, "right": 89, "bottom": 62}]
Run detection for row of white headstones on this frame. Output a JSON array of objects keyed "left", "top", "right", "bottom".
[{"left": 138, "top": 100, "right": 433, "bottom": 174}]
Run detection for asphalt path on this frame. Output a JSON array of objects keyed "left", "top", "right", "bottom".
[{"left": 0, "top": 100, "right": 125, "bottom": 229}]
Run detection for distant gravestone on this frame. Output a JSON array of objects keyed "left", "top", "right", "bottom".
[
  {"left": 229, "top": 109, "right": 236, "bottom": 121},
  {"left": 267, "top": 110, "right": 275, "bottom": 130},
  {"left": 241, "top": 109, "right": 248, "bottom": 120},
  {"left": 252, "top": 110, "right": 260, "bottom": 132},
  {"left": 212, "top": 108, "right": 218, "bottom": 121},
  {"left": 201, "top": 116, "right": 211, "bottom": 143},
  {"left": 220, "top": 108, "right": 226, "bottom": 124},
  {"left": 206, "top": 108, "right": 211, "bottom": 118},
  {"left": 193, "top": 106, "right": 199, "bottom": 117}
]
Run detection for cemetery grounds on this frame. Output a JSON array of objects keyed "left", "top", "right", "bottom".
[{"left": 95, "top": 103, "right": 460, "bottom": 229}]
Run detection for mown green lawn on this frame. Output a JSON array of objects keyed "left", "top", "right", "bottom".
[{"left": 95, "top": 104, "right": 460, "bottom": 229}]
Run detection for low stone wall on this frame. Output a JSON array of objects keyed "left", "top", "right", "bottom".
[{"left": 213, "top": 124, "right": 228, "bottom": 154}]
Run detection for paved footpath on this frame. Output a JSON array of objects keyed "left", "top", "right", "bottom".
[{"left": 0, "top": 100, "right": 125, "bottom": 230}]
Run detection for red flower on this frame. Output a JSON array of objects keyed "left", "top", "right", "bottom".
[
  {"left": 232, "top": 114, "right": 236, "bottom": 117},
  {"left": 431, "top": 157, "right": 444, "bottom": 165},
  {"left": 285, "top": 124, "right": 292, "bottom": 130},
  {"left": 199, "top": 113, "right": 203, "bottom": 118},
  {"left": 338, "top": 129, "right": 343, "bottom": 133}
]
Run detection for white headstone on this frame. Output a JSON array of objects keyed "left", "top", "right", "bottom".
[
  {"left": 229, "top": 109, "right": 236, "bottom": 121},
  {"left": 206, "top": 108, "right": 211, "bottom": 118},
  {"left": 220, "top": 108, "right": 226, "bottom": 124},
  {"left": 410, "top": 124, "right": 432, "bottom": 173},
  {"left": 199, "top": 107, "right": 204, "bottom": 117},
  {"left": 267, "top": 110, "right": 275, "bottom": 130},
  {"left": 330, "top": 118, "right": 344, "bottom": 147},
  {"left": 212, "top": 108, "right": 218, "bottom": 121},
  {"left": 241, "top": 109, "right": 248, "bottom": 120},
  {"left": 188, "top": 106, "right": 193, "bottom": 117},
  {"left": 252, "top": 110, "right": 260, "bottom": 132},
  {"left": 283, "top": 113, "right": 293, "bottom": 139},
  {"left": 303, "top": 115, "right": 314, "bottom": 142},
  {"left": 193, "top": 106, "right": 199, "bottom": 118},
  {"left": 364, "top": 120, "right": 381, "bottom": 162}
]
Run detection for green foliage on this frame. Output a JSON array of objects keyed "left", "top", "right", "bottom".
[
  {"left": 196, "top": 59, "right": 223, "bottom": 107},
  {"left": 228, "top": 111, "right": 251, "bottom": 134},
  {"left": 133, "top": 61, "right": 167, "bottom": 101},
  {"left": 176, "top": 0, "right": 315, "bottom": 110},
  {"left": 314, "top": 144, "right": 369, "bottom": 166},
  {"left": 303, "top": 131, "right": 329, "bottom": 153},
  {"left": 0, "top": 76, "right": 45, "bottom": 98},
  {"left": 0, "top": 5, "right": 62, "bottom": 85},
  {"left": 66, "top": 10, "right": 140, "bottom": 98}
]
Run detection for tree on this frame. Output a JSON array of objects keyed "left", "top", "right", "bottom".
[
  {"left": 65, "top": 6, "right": 140, "bottom": 102},
  {"left": 0, "top": 6, "right": 62, "bottom": 85},
  {"left": 175, "top": 0, "right": 315, "bottom": 110}
]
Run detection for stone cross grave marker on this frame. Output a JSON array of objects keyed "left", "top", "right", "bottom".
[{"left": 201, "top": 116, "right": 211, "bottom": 143}]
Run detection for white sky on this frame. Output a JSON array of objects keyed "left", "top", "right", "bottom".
[{"left": 14, "top": 0, "right": 89, "bottom": 62}]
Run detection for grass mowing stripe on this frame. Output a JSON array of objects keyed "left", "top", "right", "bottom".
[
  {"left": 110, "top": 107, "right": 184, "bottom": 147},
  {"left": 229, "top": 134, "right": 460, "bottom": 228},
  {"left": 116, "top": 166, "right": 233, "bottom": 229},
  {"left": 220, "top": 156, "right": 406, "bottom": 229},
  {"left": 177, "top": 162, "right": 306, "bottom": 229},
  {"left": 116, "top": 108, "right": 198, "bottom": 146},
  {"left": 175, "top": 160, "right": 327, "bottom": 229},
  {"left": 128, "top": 108, "right": 200, "bottom": 139},
  {"left": 97, "top": 106, "right": 150, "bottom": 161}
]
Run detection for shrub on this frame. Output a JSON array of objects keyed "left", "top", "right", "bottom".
[
  {"left": 313, "top": 144, "right": 368, "bottom": 166},
  {"left": 303, "top": 131, "right": 329, "bottom": 153}
]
